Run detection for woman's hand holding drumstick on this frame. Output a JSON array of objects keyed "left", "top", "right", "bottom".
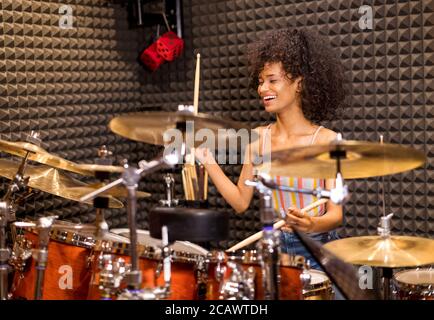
[{"left": 226, "top": 198, "right": 328, "bottom": 252}]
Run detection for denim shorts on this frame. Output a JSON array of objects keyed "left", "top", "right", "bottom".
[{"left": 280, "top": 230, "right": 340, "bottom": 271}]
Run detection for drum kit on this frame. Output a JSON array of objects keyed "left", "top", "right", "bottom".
[{"left": 0, "top": 105, "right": 432, "bottom": 300}]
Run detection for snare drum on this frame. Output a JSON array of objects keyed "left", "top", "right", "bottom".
[
  {"left": 205, "top": 250, "right": 304, "bottom": 300},
  {"left": 393, "top": 268, "right": 434, "bottom": 300},
  {"left": 10, "top": 227, "right": 96, "bottom": 300},
  {"left": 87, "top": 229, "right": 208, "bottom": 300},
  {"left": 302, "top": 269, "right": 334, "bottom": 300}
]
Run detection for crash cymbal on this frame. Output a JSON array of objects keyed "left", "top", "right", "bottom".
[
  {"left": 75, "top": 164, "right": 125, "bottom": 174},
  {"left": 323, "top": 235, "right": 434, "bottom": 268},
  {"left": 69, "top": 183, "right": 151, "bottom": 198},
  {"left": 0, "top": 139, "right": 91, "bottom": 176},
  {"left": 0, "top": 159, "right": 123, "bottom": 208},
  {"left": 109, "top": 111, "right": 258, "bottom": 148},
  {"left": 256, "top": 140, "right": 426, "bottom": 179}
]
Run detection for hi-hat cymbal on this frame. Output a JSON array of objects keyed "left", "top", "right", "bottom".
[
  {"left": 109, "top": 111, "right": 258, "bottom": 148},
  {"left": 0, "top": 159, "right": 123, "bottom": 208},
  {"left": 323, "top": 235, "right": 434, "bottom": 268},
  {"left": 0, "top": 139, "right": 91, "bottom": 176},
  {"left": 256, "top": 140, "right": 426, "bottom": 179}
]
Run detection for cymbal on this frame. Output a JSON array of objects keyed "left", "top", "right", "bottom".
[
  {"left": 75, "top": 164, "right": 125, "bottom": 174},
  {"left": 69, "top": 183, "right": 151, "bottom": 198},
  {"left": 323, "top": 235, "right": 434, "bottom": 268},
  {"left": 0, "top": 159, "right": 123, "bottom": 208},
  {"left": 109, "top": 111, "right": 258, "bottom": 148},
  {"left": 256, "top": 140, "right": 426, "bottom": 179},
  {"left": 0, "top": 139, "right": 91, "bottom": 176},
  {"left": 14, "top": 221, "right": 97, "bottom": 233}
]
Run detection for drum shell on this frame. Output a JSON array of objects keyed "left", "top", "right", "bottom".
[
  {"left": 205, "top": 251, "right": 303, "bottom": 300},
  {"left": 87, "top": 244, "right": 199, "bottom": 300},
  {"left": 393, "top": 268, "right": 434, "bottom": 300},
  {"left": 11, "top": 231, "right": 92, "bottom": 300},
  {"left": 302, "top": 269, "right": 334, "bottom": 300}
]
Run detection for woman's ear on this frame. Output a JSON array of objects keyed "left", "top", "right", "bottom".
[{"left": 295, "top": 77, "right": 303, "bottom": 93}]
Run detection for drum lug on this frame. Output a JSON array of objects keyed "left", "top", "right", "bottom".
[
  {"left": 219, "top": 261, "right": 255, "bottom": 300},
  {"left": 154, "top": 260, "right": 163, "bottom": 285},
  {"left": 300, "top": 269, "right": 312, "bottom": 290},
  {"left": 194, "top": 256, "right": 208, "bottom": 300},
  {"left": 97, "top": 253, "right": 129, "bottom": 298},
  {"left": 8, "top": 235, "right": 32, "bottom": 273}
]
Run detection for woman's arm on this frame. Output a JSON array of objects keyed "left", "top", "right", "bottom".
[
  {"left": 196, "top": 136, "right": 261, "bottom": 213},
  {"left": 285, "top": 178, "right": 343, "bottom": 233},
  {"left": 309, "top": 178, "right": 343, "bottom": 232},
  {"left": 285, "top": 129, "right": 343, "bottom": 233}
]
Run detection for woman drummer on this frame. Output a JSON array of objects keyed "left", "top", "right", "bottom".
[{"left": 196, "top": 28, "right": 348, "bottom": 270}]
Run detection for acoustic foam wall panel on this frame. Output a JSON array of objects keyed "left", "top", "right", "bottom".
[
  {"left": 137, "top": 0, "right": 434, "bottom": 249},
  {"left": 0, "top": 0, "right": 157, "bottom": 229},
  {"left": 1, "top": 1, "right": 433, "bottom": 251}
]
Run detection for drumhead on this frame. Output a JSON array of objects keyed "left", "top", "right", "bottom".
[
  {"left": 309, "top": 269, "right": 330, "bottom": 285},
  {"left": 110, "top": 228, "right": 209, "bottom": 256},
  {"left": 395, "top": 269, "right": 434, "bottom": 285},
  {"left": 23, "top": 220, "right": 130, "bottom": 249}
]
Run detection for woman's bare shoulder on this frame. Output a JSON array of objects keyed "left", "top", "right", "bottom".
[{"left": 316, "top": 127, "right": 338, "bottom": 144}]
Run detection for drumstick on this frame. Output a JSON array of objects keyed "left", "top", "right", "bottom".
[
  {"left": 181, "top": 167, "right": 189, "bottom": 199},
  {"left": 193, "top": 53, "right": 200, "bottom": 116},
  {"left": 204, "top": 170, "right": 208, "bottom": 200},
  {"left": 190, "top": 53, "right": 200, "bottom": 165},
  {"left": 226, "top": 198, "right": 328, "bottom": 252}
]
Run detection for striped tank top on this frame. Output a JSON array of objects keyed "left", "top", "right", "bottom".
[{"left": 262, "top": 125, "right": 327, "bottom": 218}]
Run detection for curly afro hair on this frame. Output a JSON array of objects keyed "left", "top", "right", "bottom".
[{"left": 247, "top": 28, "right": 347, "bottom": 123}]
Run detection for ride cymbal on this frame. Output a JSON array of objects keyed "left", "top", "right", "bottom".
[
  {"left": 256, "top": 140, "right": 426, "bottom": 179},
  {"left": 0, "top": 159, "right": 123, "bottom": 208},
  {"left": 0, "top": 139, "right": 91, "bottom": 176},
  {"left": 109, "top": 111, "right": 258, "bottom": 148},
  {"left": 323, "top": 235, "right": 434, "bottom": 268}
]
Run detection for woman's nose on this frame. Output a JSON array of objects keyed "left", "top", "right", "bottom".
[{"left": 258, "top": 82, "right": 268, "bottom": 93}]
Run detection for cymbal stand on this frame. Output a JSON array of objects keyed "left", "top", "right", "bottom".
[
  {"left": 0, "top": 132, "right": 40, "bottom": 300},
  {"left": 2, "top": 132, "right": 42, "bottom": 250},
  {"left": 0, "top": 202, "right": 11, "bottom": 299},
  {"left": 377, "top": 213, "right": 394, "bottom": 300},
  {"left": 33, "top": 215, "right": 57, "bottom": 300},
  {"left": 244, "top": 179, "right": 280, "bottom": 300},
  {"left": 2, "top": 131, "right": 41, "bottom": 204},
  {"left": 159, "top": 173, "right": 178, "bottom": 207},
  {"left": 93, "top": 146, "right": 113, "bottom": 239},
  {"left": 80, "top": 151, "right": 180, "bottom": 299}
]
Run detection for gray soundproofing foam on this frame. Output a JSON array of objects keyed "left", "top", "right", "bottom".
[
  {"left": 1, "top": 0, "right": 433, "bottom": 251},
  {"left": 139, "top": 0, "right": 434, "bottom": 249}
]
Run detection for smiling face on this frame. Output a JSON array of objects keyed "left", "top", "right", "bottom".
[{"left": 257, "top": 62, "right": 302, "bottom": 114}]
